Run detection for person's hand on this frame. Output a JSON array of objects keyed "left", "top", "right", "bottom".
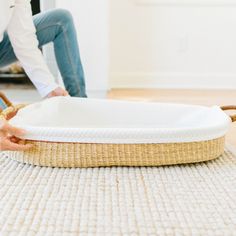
[
  {"left": 0, "top": 119, "right": 32, "bottom": 151},
  {"left": 46, "top": 87, "right": 69, "bottom": 98}
]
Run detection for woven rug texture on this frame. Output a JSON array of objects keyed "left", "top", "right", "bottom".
[{"left": 0, "top": 146, "right": 236, "bottom": 236}]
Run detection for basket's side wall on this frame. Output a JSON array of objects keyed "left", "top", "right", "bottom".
[{"left": 6, "top": 137, "right": 225, "bottom": 168}]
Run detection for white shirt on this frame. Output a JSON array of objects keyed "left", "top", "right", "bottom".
[{"left": 0, "top": 0, "right": 59, "bottom": 97}]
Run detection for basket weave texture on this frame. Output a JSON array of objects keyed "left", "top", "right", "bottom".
[{"left": 5, "top": 137, "right": 225, "bottom": 168}]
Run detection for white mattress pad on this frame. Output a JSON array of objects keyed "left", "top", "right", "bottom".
[{"left": 10, "top": 97, "right": 231, "bottom": 144}]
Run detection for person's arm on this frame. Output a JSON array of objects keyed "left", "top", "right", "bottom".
[{"left": 7, "top": 0, "right": 67, "bottom": 97}]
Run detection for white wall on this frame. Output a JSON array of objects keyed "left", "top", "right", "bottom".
[{"left": 110, "top": 1, "right": 236, "bottom": 89}]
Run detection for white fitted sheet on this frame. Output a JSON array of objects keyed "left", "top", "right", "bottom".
[{"left": 10, "top": 97, "right": 231, "bottom": 144}]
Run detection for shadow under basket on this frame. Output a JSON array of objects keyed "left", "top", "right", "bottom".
[{"left": 1, "top": 96, "right": 236, "bottom": 168}]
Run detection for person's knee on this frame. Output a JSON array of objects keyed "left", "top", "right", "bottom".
[{"left": 51, "top": 9, "right": 73, "bottom": 26}]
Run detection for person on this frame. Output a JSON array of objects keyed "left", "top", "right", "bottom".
[{"left": 0, "top": 0, "right": 87, "bottom": 151}]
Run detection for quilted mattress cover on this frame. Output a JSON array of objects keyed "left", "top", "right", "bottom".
[{"left": 9, "top": 97, "right": 231, "bottom": 144}]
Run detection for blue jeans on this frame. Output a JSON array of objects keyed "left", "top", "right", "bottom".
[{"left": 0, "top": 9, "right": 87, "bottom": 97}]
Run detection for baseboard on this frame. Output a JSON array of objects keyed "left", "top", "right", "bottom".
[
  {"left": 87, "top": 90, "right": 108, "bottom": 98},
  {"left": 110, "top": 72, "right": 236, "bottom": 89}
]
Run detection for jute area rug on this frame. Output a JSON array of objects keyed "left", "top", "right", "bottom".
[{"left": 0, "top": 146, "right": 236, "bottom": 236}]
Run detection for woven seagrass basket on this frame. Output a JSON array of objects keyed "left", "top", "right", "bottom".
[{"left": 1, "top": 93, "right": 235, "bottom": 168}]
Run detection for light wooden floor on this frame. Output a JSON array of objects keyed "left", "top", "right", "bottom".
[{"left": 108, "top": 89, "right": 236, "bottom": 147}]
